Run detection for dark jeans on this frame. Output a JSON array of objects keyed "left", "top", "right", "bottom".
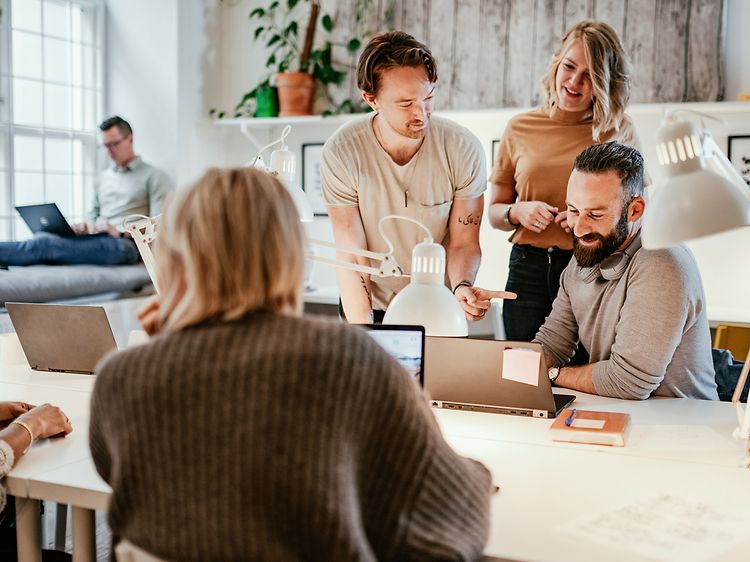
[
  {"left": 503, "top": 244, "right": 589, "bottom": 364},
  {"left": 0, "top": 232, "right": 140, "bottom": 267}
]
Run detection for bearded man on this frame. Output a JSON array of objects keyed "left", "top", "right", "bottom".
[{"left": 533, "top": 142, "right": 718, "bottom": 400}]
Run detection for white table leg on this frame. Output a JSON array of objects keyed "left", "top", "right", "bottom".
[
  {"left": 15, "top": 497, "right": 42, "bottom": 562},
  {"left": 71, "top": 507, "right": 96, "bottom": 562}
]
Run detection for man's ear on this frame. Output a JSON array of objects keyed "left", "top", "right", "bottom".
[
  {"left": 628, "top": 196, "right": 645, "bottom": 222},
  {"left": 362, "top": 91, "right": 378, "bottom": 112}
]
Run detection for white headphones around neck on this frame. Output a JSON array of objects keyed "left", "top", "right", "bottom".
[{"left": 582, "top": 234, "right": 642, "bottom": 283}]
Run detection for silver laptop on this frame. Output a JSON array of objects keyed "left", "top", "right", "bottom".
[
  {"left": 425, "top": 337, "right": 575, "bottom": 418},
  {"left": 7, "top": 303, "right": 118, "bottom": 374}
]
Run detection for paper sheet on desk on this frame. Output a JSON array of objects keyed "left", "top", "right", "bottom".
[
  {"left": 557, "top": 495, "right": 749, "bottom": 562},
  {"left": 501, "top": 348, "right": 540, "bottom": 386}
]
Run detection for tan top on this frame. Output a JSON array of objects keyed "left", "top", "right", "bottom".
[
  {"left": 322, "top": 114, "right": 486, "bottom": 309},
  {"left": 491, "top": 107, "right": 639, "bottom": 250}
]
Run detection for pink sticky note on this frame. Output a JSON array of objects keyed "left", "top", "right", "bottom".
[{"left": 501, "top": 348, "right": 540, "bottom": 386}]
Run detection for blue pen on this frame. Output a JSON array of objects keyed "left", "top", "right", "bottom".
[{"left": 565, "top": 409, "right": 577, "bottom": 427}]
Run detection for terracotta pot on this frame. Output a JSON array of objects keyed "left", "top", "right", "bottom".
[{"left": 275, "top": 72, "right": 315, "bottom": 116}]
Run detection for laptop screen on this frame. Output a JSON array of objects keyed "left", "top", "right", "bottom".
[{"left": 362, "top": 324, "right": 425, "bottom": 386}]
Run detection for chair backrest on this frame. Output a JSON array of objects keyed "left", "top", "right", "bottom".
[
  {"left": 713, "top": 324, "right": 750, "bottom": 362},
  {"left": 115, "top": 541, "right": 168, "bottom": 562}
]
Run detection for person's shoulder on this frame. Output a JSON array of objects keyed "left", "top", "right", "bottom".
[
  {"left": 325, "top": 114, "right": 374, "bottom": 150},
  {"left": 431, "top": 116, "right": 483, "bottom": 154},
  {"left": 507, "top": 107, "right": 549, "bottom": 127},
  {"left": 633, "top": 243, "right": 701, "bottom": 282}
]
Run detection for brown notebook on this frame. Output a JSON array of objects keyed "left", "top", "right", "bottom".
[{"left": 549, "top": 409, "right": 631, "bottom": 447}]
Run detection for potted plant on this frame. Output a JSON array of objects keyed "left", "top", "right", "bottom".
[{"left": 249, "top": 0, "right": 364, "bottom": 116}]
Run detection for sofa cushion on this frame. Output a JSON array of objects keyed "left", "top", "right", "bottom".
[{"left": 0, "top": 264, "right": 152, "bottom": 305}]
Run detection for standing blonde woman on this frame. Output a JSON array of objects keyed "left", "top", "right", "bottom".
[
  {"left": 489, "top": 20, "right": 641, "bottom": 347},
  {"left": 89, "top": 168, "right": 491, "bottom": 560}
]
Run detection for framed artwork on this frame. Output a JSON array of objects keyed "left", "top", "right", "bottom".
[
  {"left": 302, "top": 142, "right": 327, "bottom": 216},
  {"left": 491, "top": 139, "right": 501, "bottom": 167},
  {"left": 728, "top": 135, "right": 750, "bottom": 188}
]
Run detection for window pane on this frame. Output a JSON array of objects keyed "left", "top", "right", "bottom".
[
  {"left": 13, "top": 134, "right": 42, "bottom": 171},
  {"left": 80, "top": 5, "right": 96, "bottom": 45},
  {"left": 43, "top": 0, "right": 69, "bottom": 40},
  {"left": 71, "top": 172, "right": 84, "bottom": 217},
  {"left": 12, "top": 30, "right": 42, "bottom": 79},
  {"left": 46, "top": 172, "right": 71, "bottom": 215},
  {"left": 82, "top": 44, "right": 95, "bottom": 87},
  {"left": 0, "top": 131, "right": 7, "bottom": 169},
  {"left": 12, "top": 78, "right": 43, "bottom": 126},
  {"left": 15, "top": 217, "right": 32, "bottom": 239},
  {"left": 71, "top": 4, "right": 81, "bottom": 41},
  {"left": 71, "top": 41, "right": 81, "bottom": 85},
  {"left": 44, "top": 137, "right": 70, "bottom": 172},
  {"left": 72, "top": 138, "right": 82, "bottom": 172},
  {"left": 0, "top": 171, "right": 9, "bottom": 218},
  {"left": 71, "top": 85, "right": 82, "bottom": 128},
  {"left": 0, "top": 75, "right": 8, "bottom": 122},
  {"left": 11, "top": 0, "right": 41, "bottom": 33},
  {"left": 83, "top": 87, "right": 95, "bottom": 129},
  {"left": 44, "top": 82, "right": 71, "bottom": 128},
  {"left": 44, "top": 36, "right": 70, "bottom": 83},
  {"left": 13, "top": 171, "right": 44, "bottom": 205},
  {"left": 0, "top": 27, "right": 9, "bottom": 75}
]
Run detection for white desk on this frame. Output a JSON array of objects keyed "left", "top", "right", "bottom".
[{"left": 4, "top": 366, "right": 750, "bottom": 561}]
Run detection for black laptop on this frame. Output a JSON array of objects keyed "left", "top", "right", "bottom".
[
  {"left": 16, "top": 203, "right": 77, "bottom": 237},
  {"left": 361, "top": 324, "right": 425, "bottom": 386}
]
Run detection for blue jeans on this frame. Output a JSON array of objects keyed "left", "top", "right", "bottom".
[{"left": 0, "top": 232, "right": 140, "bottom": 266}]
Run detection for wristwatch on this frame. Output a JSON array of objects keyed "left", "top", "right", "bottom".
[{"left": 548, "top": 366, "right": 560, "bottom": 383}]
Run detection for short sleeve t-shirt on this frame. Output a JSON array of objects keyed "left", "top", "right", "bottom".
[{"left": 321, "top": 114, "right": 486, "bottom": 310}]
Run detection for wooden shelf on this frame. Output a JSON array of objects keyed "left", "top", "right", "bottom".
[{"left": 213, "top": 114, "right": 361, "bottom": 129}]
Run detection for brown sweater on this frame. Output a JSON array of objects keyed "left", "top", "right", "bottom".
[
  {"left": 89, "top": 312, "right": 491, "bottom": 561},
  {"left": 491, "top": 106, "right": 640, "bottom": 250}
]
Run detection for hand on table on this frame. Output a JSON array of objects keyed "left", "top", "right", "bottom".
[
  {"left": 16, "top": 403, "right": 73, "bottom": 439},
  {"left": 138, "top": 296, "right": 162, "bottom": 336},
  {"left": 511, "top": 201, "right": 558, "bottom": 233},
  {"left": 72, "top": 223, "right": 89, "bottom": 234},
  {"left": 0, "top": 401, "right": 33, "bottom": 423},
  {"left": 93, "top": 223, "right": 121, "bottom": 237},
  {"left": 455, "top": 286, "right": 517, "bottom": 321}
]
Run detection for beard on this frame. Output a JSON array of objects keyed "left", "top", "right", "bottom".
[
  {"left": 573, "top": 208, "right": 630, "bottom": 268},
  {"left": 395, "top": 116, "right": 430, "bottom": 139}
]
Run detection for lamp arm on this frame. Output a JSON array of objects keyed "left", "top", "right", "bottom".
[
  {"left": 123, "top": 214, "right": 161, "bottom": 294},
  {"left": 308, "top": 237, "right": 405, "bottom": 278},
  {"left": 245, "top": 125, "right": 292, "bottom": 168}
]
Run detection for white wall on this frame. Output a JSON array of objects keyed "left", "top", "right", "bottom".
[
  {"left": 105, "top": 0, "right": 179, "bottom": 181},
  {"left": 725, "top": 0, "right": 750, "bottom": 101}
]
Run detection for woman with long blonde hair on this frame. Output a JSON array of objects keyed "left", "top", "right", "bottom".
[
  {"left": 488, "top": 20, "right": 641, "bottom": 348},
  {"left": 89, "top": 167, "right": 491, "bottom": 560}
]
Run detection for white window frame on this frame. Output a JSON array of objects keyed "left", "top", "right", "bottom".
[{"left": 0, "top": 0, "right": 106, "bottom": 241}]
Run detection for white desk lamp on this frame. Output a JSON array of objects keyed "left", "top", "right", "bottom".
[{"left": 641, "top": 109, "right": 750, "bottom": 466}]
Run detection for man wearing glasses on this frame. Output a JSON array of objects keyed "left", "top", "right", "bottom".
[{"left": 0, "top": 116, "right": 173, "bottom": 267}]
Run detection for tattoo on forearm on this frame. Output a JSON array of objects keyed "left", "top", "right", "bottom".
[
  {"left": 360, "top": 275, "right": 372, "bottom": 308},
  {"left": 457, "top": 213, "right": 482, "bottom": 226}
]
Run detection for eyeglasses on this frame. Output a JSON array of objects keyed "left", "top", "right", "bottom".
[{"left": 100, "top": 135, "right": 130, "bottom": 150}]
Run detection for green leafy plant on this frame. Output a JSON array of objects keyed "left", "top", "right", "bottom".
[{"left": 249, "top": 0, "right": 367, "bottom": 115}]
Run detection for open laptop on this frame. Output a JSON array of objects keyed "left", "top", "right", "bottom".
[
  {"left": 6, "top": 303, "right": 118, "bottom": 374},
  {"left": 424, "top": 337, "right": 575, "bottom": 418},
  {"left": 361, "top": 324, "right": 425, "bottom": 386},
  {"left": 16, "top": 203, "right": 77, "bottom": 237}
]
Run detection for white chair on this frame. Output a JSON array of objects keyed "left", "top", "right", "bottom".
[{"left": 115, "top": 540, "right": 168, "bottom": 562}]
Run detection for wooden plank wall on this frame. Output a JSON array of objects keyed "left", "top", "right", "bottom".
[{"left": 329, "top": 0, "right": 725, "bottom": 110}]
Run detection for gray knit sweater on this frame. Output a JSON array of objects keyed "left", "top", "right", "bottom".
[
  {"left": 534, "top": 235, "right": 718, "bottom": 400},
  {"left": 89, "top": 312, "right": 491, "bottom": 561}
]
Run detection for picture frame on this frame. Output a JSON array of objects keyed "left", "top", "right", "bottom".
[
  {"left": 491, "top": 139, "right": 501, "bottom": 167},
  {"left": 728, "top": 135, "right": 750, "bottom": 188},
  {"left": 301, "top": 142, "right": 327, "bottom": 216}
]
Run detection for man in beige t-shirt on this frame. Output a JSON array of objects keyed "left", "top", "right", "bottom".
[{"left": 322, "top": 32, "right": 507, "bottom": 323}]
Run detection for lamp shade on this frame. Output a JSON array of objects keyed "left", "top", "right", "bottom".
[
  {"left": 642, "top": 120, "right": 750, "bottom": 249},
  {"left": 268, "top": 146, "right": 313, "bottom": 222},
  {"left": 383, "top": 240, "right": 468, "bottom": 337}
]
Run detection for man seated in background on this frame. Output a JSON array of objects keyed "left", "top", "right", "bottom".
[
  {"left": 0, "top": 116, "right": 173, "bottom": 267},
  {"left": 534, "top": 142, "right": 718, "bottom": 400}
]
